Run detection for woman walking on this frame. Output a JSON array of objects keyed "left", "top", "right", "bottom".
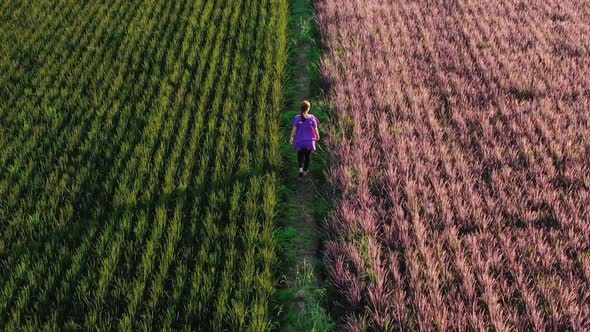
[{"left": 289, "top": 100, "right": 320, "bottom": 177}]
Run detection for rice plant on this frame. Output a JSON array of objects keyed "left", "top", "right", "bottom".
[{"left": 0, "top": 0, "right": 288, "bottom": 330}]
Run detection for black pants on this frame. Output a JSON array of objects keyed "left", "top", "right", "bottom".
[{"left": 297, "top": 148, "right": 312, "bottom": 171}]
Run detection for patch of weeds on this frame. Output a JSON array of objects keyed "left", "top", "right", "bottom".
[
  {"left": 284, "top": 308, "right": 299, "bottom": 327},
  {"left": 277, "top": 227, "right": 298, "bottom": 248},
  {"left": 281, "top": 109, "right": 300, "bottom": 125},
  {"left": 282, "top": 260, "right": 335, "bottom": 332},
  {"left": 278, "top": 287, "right": 297, "bottom": 304},
  {"left": 311, "top": 195, "right": 329, "bottom": 220},
  {"left": 29, "top": 210, "right": 41, "bottom": 225},
  {"left": 277, "top": 184, "right": 291, "bottom": 200},
  {"left": 276, "top": 227, "right": 299, "bottom": 267},
  {"left": 358, "top": 234, "right": 374, "bottom": 269},
  {"left": 299, "top": 17, "right": 315, "bottom": 44}
]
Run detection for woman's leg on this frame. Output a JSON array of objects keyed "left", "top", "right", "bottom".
[
  {"left": 303, "top": 149, "right": 311, "bottom": 171},
  {"left": 297, "top": 149, "right": 305, "bottom": 170}
]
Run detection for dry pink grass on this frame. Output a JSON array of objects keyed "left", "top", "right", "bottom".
[{"left": 318, "top": 0, "right": 590, "bottom": 330}]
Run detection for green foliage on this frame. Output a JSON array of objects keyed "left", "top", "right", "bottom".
[
  {"left": 278, "top": 287, "right": 297, "bottom": 304},
  {"left": 284, "top": 261, "right": 335, "bottom": 332},
  {"left": 0, "top": 0, "right": 289, "bottom": 330},
  {"left": 276, "top": 227, "right": 298, "bottom": 248},
  {"left": 29, "top": 211, "right": 41, "bottom": 225}
]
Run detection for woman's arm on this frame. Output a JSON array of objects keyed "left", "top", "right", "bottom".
[
  {"left": 289, "top": 126, "right": 297, "bottom": 144},
  {"left": 313, "top": 116, "right": 320, "bottom": 140}
]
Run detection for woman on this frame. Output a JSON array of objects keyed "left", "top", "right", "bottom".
[{"left": 289, "top": 100, "right": 320, "bottom": 177}]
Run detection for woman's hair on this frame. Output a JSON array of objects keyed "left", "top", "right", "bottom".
[{"left": 300, "top": 100, "right": 311, "bottom": 122}]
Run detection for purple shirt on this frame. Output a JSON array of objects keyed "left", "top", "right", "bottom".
[{"left": 292, "top": 114, "right": 319, "bottom": 152}]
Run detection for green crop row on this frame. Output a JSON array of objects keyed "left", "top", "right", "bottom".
[{"left": 0, "top": 0, "right": 288, "bottom": 330}]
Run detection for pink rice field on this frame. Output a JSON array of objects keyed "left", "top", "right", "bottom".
[{"left": 318, "top": 0, "right": 590, "bottom": 330}]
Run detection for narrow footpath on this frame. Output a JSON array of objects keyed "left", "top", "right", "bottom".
[{"left": 278, "top": 0, "right": 334, "bottom": 330}]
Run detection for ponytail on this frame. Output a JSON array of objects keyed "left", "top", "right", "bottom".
[{"left": 300, "top": 100, "right": 311, "bottom": 122}]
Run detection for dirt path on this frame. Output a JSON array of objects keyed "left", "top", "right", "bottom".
[
  {"left": 279, "top": 1, "right": 333, "bottom": 330},
  {"left": 288, "top": 43, "right": 316, "bottom": 264},
  {"left": 284, "top": 41, "right": 318, "bottom": 294}
]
